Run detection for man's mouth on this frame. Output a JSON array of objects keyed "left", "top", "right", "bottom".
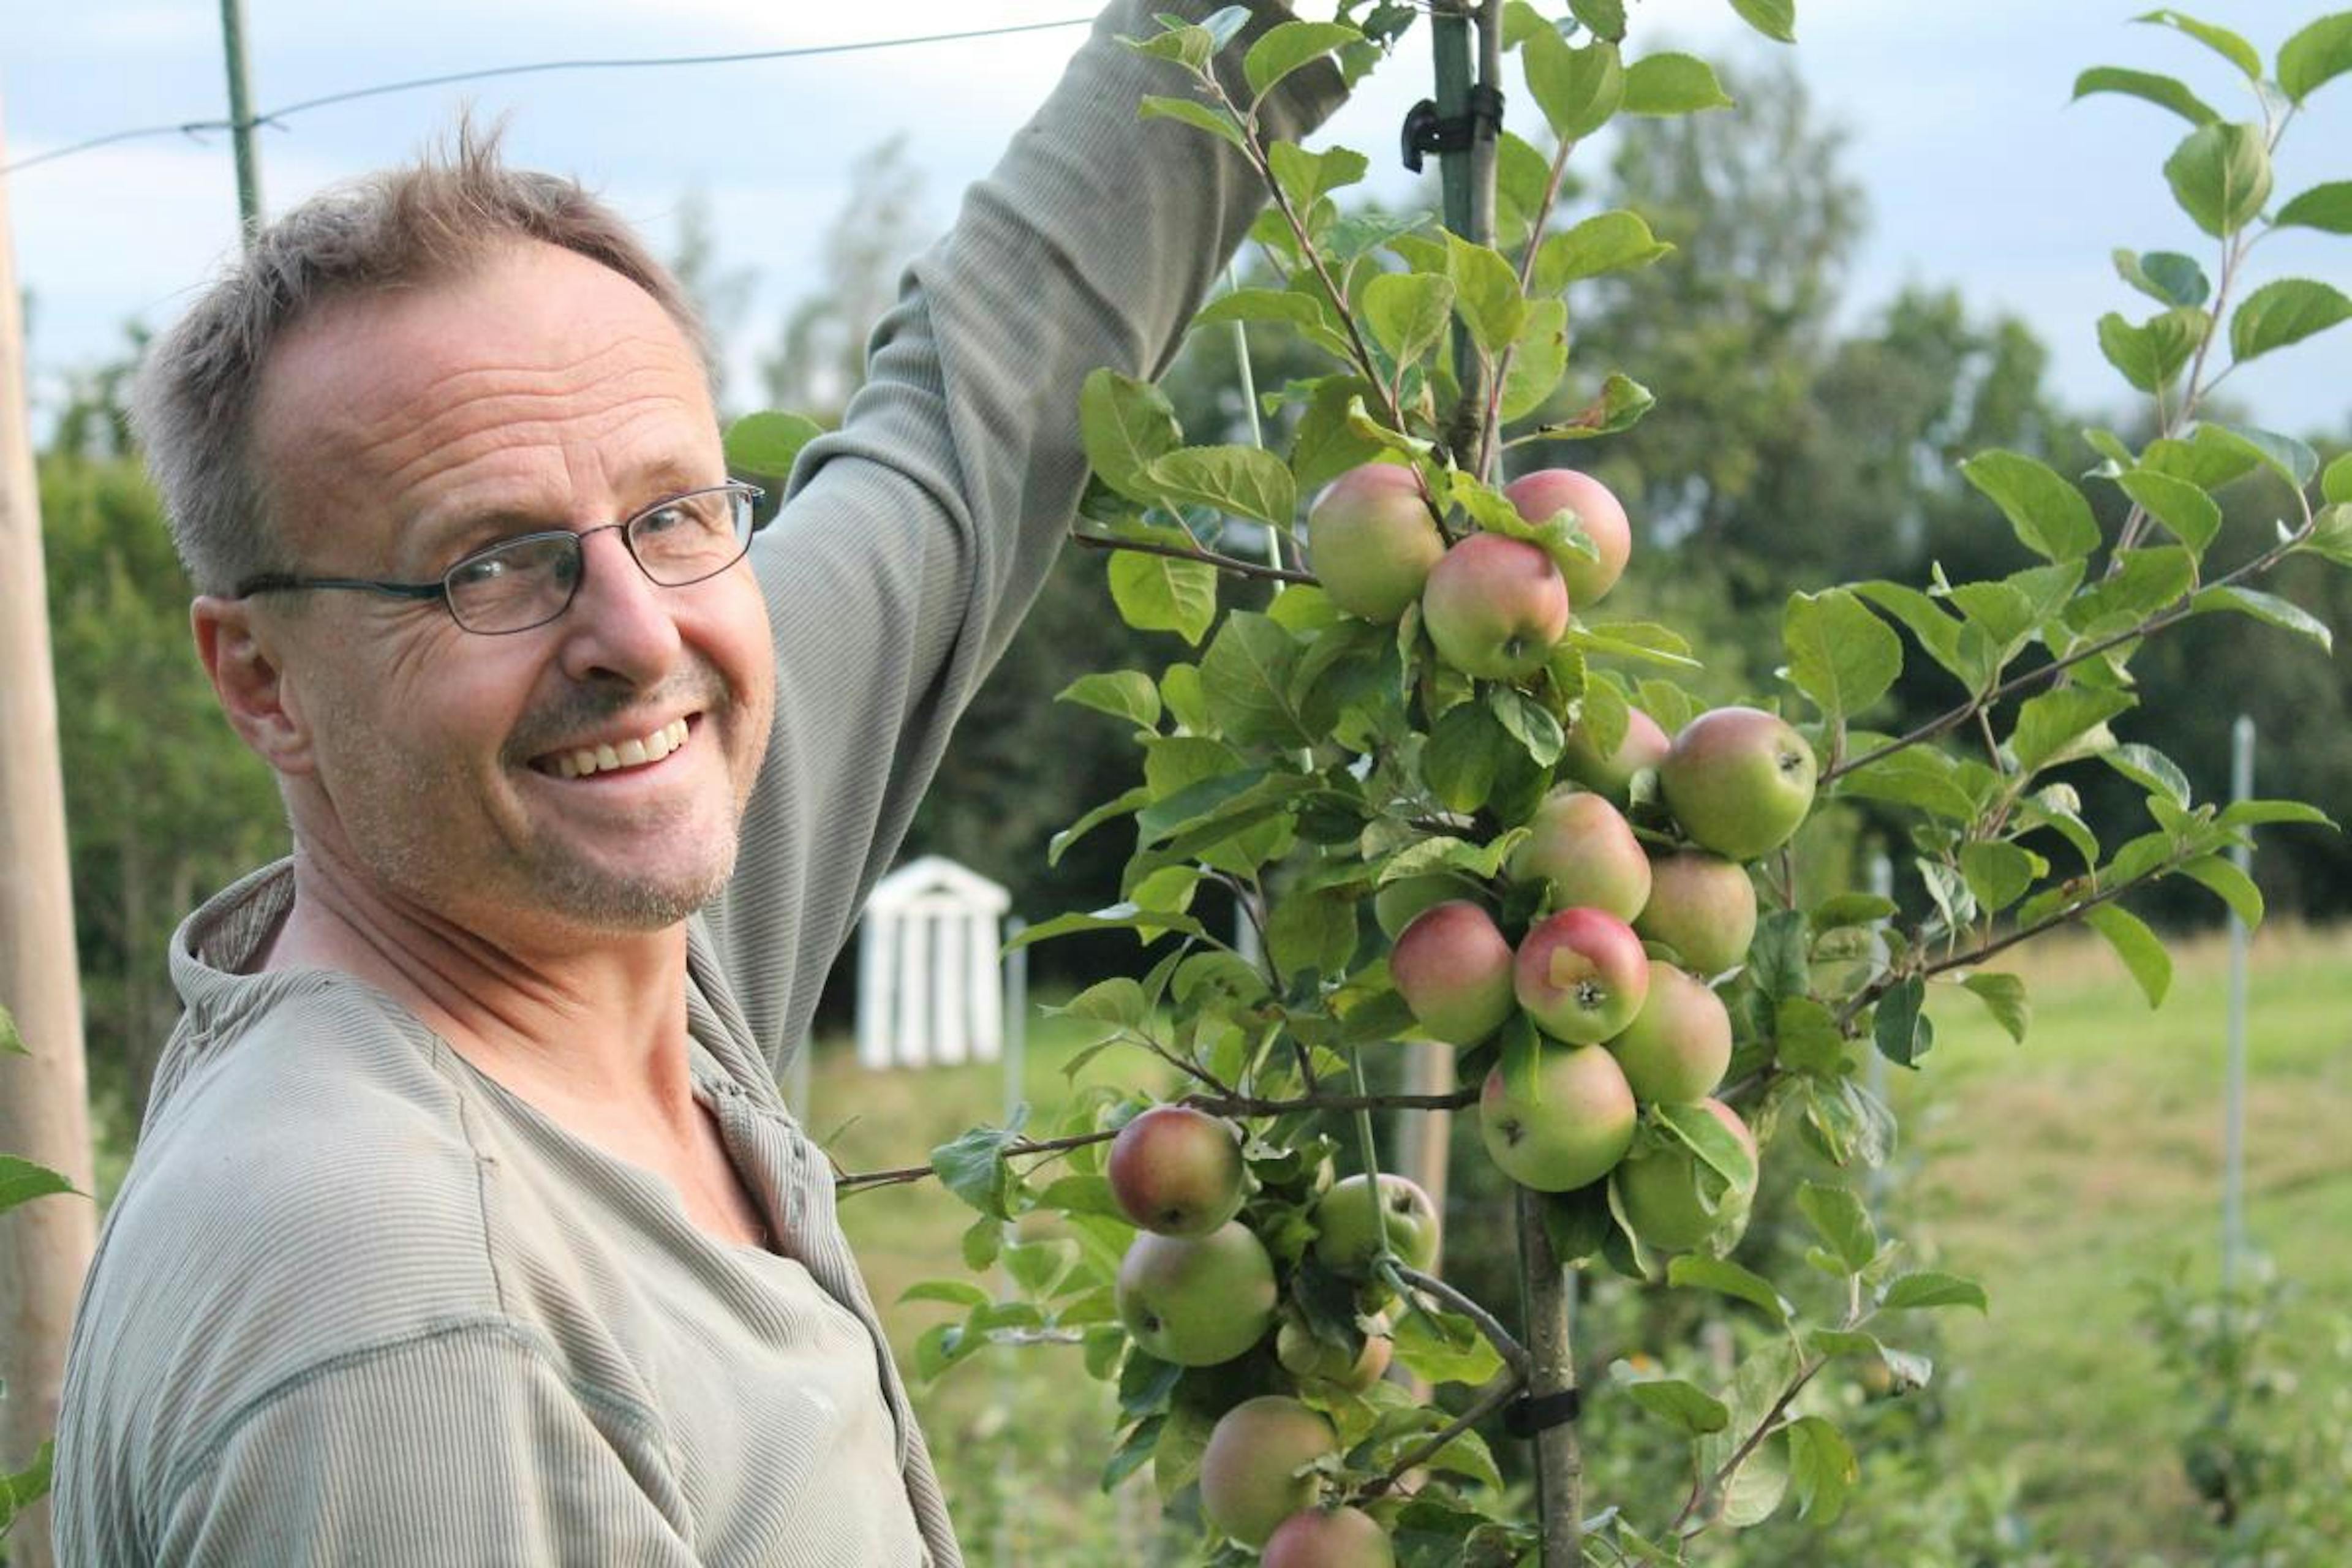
[{"left": 540, "top": 716, "right": 693, "bottom": 780}]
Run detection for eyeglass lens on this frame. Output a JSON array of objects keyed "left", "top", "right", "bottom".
[{"left": 444, "top": 488, "right": 749, "bottom": 633}]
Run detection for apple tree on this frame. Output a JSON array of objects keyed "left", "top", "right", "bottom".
[{"left": 809, "top": 4, "right": 2352, "bottom": 1562}]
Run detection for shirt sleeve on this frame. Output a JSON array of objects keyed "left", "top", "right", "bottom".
[
  {"left": 703, "top": 0, "right": 1348, "bottom": 1068},
  {"left": 153, "top": 1326, "right": 696, "bottom": 1568}
]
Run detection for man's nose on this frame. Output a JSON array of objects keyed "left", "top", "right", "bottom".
[{"left": 553, "top": 526, "right": 683, "bottom": 686}]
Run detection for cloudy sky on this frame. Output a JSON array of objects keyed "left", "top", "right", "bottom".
[{"left": 5, "top": 1, "right": 2348, "bottom": 437}]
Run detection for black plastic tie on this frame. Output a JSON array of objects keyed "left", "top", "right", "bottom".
[
  {"left": 1400, "top": 84, "right": 1507, "bottom": 172},
  {"left": 1502, "top": 1386, "right": 1582, "bottom": 1438}
]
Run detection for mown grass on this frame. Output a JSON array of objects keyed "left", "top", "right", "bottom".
[{"left": 813, "top": 922, "right": 2352, "bottom": 1564}]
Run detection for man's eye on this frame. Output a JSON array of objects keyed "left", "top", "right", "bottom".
[
  {"left": 635, "top": 503, "right": 694, "bottom": 538},
  {"left": 447, "top": 551, "right": 516, "bottom": 590}
]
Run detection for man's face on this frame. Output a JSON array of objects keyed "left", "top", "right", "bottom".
[{"left": 244, "top": 241, "right": 775, "bottom": 946}]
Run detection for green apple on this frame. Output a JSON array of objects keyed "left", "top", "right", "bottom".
[
  {"left": 1106, "top": 1104, "right": 1247, "bottom": 1237},
  {"left": 1503, "top": 467, "right": 1631, "bottom": 606},
  {"left": 1509, "top": 787, "right": 1653, "bottom": 923},
  {"left": 1561, "top": 705, "right": 1670, "bottom": 803},
  {"left": 1115, "top": 1221, "right": 1276, "bottom": 1366},
  {"left": 1420, "top": 532, "right": 1572, "bottom": 681},
  {"left": 1479, "top": 1042, "right": 1638, "bottom": 1192},
  {"left": 1634, "top": 852, "right": 1758, "bottom": 978},
  {"left": 1659, "top": 706, "right": 1819, "bottom": 861},
  {"left": 1615, "top": 1099, "right": 1758, "bottom": 1253},
  {"left": 1605, "top": 963, "right": 1732, "bottom": 1104},
  {"left": 1262, "top": 1505, "right": 1396, "bottom": 1568},
  {"left": 1514, "top": 907, "right": 1651, "bottom": 1044},
  {"left": 1276, "top": 1312, "right": 1393, "bottom": 1393},
  {"left": 1312, "top": 1172, "right": 1441, "bottom": 1277},
  {"left": 1307, "top": 464, "right": 1447, "bottom": 623},
  {"left": 1198, "top": 1395, "right": 1338, "bottom": 1546},
  {"left": 1390, "top": 899, "right": 1516, "bottom": 1046}
]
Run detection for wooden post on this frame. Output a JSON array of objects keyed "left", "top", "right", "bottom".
[{"left": 0, "top": 99, "right": 101, "bottom": 1568}]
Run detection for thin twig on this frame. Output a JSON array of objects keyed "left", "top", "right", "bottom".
[
  {"left": 1398, "top": 1265, "right": 1531, "bottom": 1376},
  {"left": 1356, "top": 1370, "right": 1526, "bottom": 1500},
  {"left": 1069, "top": 527, "right": 1317, "bottom": 585}
]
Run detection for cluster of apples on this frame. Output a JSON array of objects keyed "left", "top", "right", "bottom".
[
  {"left": 1313, "top": 463, "right": 1820, "bottom": 1250},
  {"left": 1107, "top": 1104, "right": 1438, "bottom": 1559}
]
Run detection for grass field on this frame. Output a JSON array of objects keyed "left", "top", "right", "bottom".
[{"left": 809, "top": 921, "right": 2352, "bottom": 1564}]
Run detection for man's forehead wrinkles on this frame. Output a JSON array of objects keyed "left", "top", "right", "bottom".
[{"left": 361, "top": 377, "right": 705, "bottom": 497}]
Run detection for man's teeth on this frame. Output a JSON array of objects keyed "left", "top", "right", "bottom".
[{"left": 554, "top": 717, "right": 691, "bottom": 780}]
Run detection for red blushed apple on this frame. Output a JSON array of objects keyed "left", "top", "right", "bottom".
[
  {"left": 1515, "top": 907, "right": 1651, "bottom": 1044},
  {"left": 1615, "top": 1098, "right": 1759, "bottom": 1253},
  {"left": 1390, "top": 900, "right": 1516, "bottom": 1047},
  {"left": 1479, "top": 1041, "right": 1638, "bottom": 1191},
  {"left": 1605, "top": 962, "right": 1732, "bottom": 1104},
  {"left": 1106, "top": 1104, "right": 1247, "bottom": 1237},
  {"left": 1659, "top": 706, "right": 1819, "bottom": 862},
  {"left": 1307, "top": 464, "right": 1447, "bottom": 624},
  {"left": 1634, "top": 852, "right": 1758, "bottom": 978},
  {"left": 1503, "top": 467, "right": 1631, "bottom": 605},
  {"left": 1561, "top": 706, "right": 1671, "bottom": 802},
  {"left": 1262, "top": 1505, "right": 1396, "bottom": 1567},
  {"left": 1115, "top": 1222, "right": 1278, "bottom": 1367},
  {"left": 1197, "top": 1395, "right": 1338, "bottom": 1547},
  {"left": 1508, "top": 788, "right": 1653, "bottom": 923},
  {"left": 1420, "top": 533, "right": 1572, "bottom": 682}
]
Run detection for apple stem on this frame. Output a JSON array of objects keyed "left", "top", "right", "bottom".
[
  {"left": 1515, "top": 1186, "right": 1584, "bottom": 1566},
  {"left": 1346, "top": 1053, "right": 1392, "bottom": 1266}
]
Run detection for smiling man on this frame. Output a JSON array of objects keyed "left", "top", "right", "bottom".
[{"left": 51, "top": 5, "right": 1340, "bottom": 1563}]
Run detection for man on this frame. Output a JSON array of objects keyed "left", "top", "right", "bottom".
[{"left": 53, "top": 4, "right": 1341, "bottom": 1562}]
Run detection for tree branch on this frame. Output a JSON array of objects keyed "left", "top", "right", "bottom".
[
  {"left": 1398, "top": 1265, "right": 1531, "bottom": 1378},
  {"left": 1355, "top": 1370, "right": 1525, "bottom": 1501},
  {"left": 1069, "top": 527, "right": 1317, "bottom": 585}
]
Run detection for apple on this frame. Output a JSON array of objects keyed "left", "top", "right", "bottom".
[
  {"left": 1659, "top": 706, "right": 1819, "bottom": 862},
  {"left": 1605, "top": 963, "right": 1732, "bottom": 1104},
  {"left": 1420, "top": 532, "right": 1572, "bottom": 681},
  {"left": 1390, "top": 900, "right": 1516, "bottom": 1047},
  {"left": 1634, "top": 852, "right": 1757, "bottom": 978},
  {"left": 1561, "top": 706, "right": 1671, "bottom": 803},
  {"left": 1262, "top": 1505, "right": 1396, "bottom": 1568},
  {"left": 1276, "top": 1312, "right": 1393, "bottom": 1393},
  {"left": 1615, "top": 1098, "right": 1759, "bottom": 1253},
  {"left": 1197, "top": 1395, "right": 1338, "bottom": 1547},
  {"left": 1479, "top": 1042, "right": 1638, "bottom": 1192},
  {"left": 1509, "top": 788, "right": 1653, "bottom": 923},
  {"left": 1307, "top": 464, "right": 1447, "bottom": 624},
  {"left": 1503, "top": 467, "right": 1631, "bottom": 605},
  {"left": 1312, "top": 1172, "right": 1441, "bottom": 1277},
  {"left": 1372, "top": 871, "right": 1477, "bottom": 939},
  {"left": 1115, "top": 1221, "right": 1277, "bottom": 1366},
  {"left": 1514, "top": 908, "right": 1651, "bottom": 1044},
  {"left": 1106, "top": 1105, "right": 1247, "bottom": 1237}
]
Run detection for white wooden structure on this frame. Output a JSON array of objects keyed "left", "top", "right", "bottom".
[{"left": 856, "top": 856, "right": 1012, "bottom": 1069}]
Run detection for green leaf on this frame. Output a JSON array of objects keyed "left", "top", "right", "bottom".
[
  {"left": 1797, "top": 1182, "right": 1880, "bottom": 1273},
  {"left": 1960, "top": 842, "right": 2044, "bottom": 914},
  {"left": 1057, "top": 671, "right": 1161, "bottom": 729},
  {"left": 929, "top": 1121, "right": 1027, "bottom": 1223},
  {"left": 1123, "top": 23, "right": 1215, "bottom": 73},
  {"left": 2136, "top": 9, "right": 2261, "bottom": 78},
  {"left": 2163, "top": 121, "right": 2272, "bottom": 237},
  {"left": 2073, "top": 66, "right": 2217, "bottom": 125},
  {"left": 1445, "top": 232, "right": 1528, "bottom": 355},
  {"left": 1622, "top": 52, "right": 1735, "bottom": 115},
  {"left": 2097, "top": 307, "right": 2206, "bottom": 394},
  {"left": 1150, "top": 446, "right": 1297, "bottom": 532},
  {"left": 1107, "top": 525, "right": 1218, "bottom": 646},
  {"left": 1567, "top": 0, "right": 1628, "bottom": 39},
  {"left": 2217, "top": 797, "right": 2334, "bottom": 830},
  {"left": 1522, "top": 31, "right": 1624, "bottom": 141},
  {"left": 2278, "top": 12, "right": 2352, "bottom": 103},
  {"left": 2180, "top": 854, "right": 2263, "bottom": 927},
  {"left": 1266, "top": 888, "right": 1359, "bottom": 982},
  {"left": 1362, "top": 270, "right": 1457, "bottom": 368},
  {"left": 1783, "top": 588, "right": 1902, "bottom": 723},
  {"left": 1198, "top": 612, "right": 1316, "bottom": 747},
  {"left": 1852, "top": 580, "right": 1980, "bottom": 690},
  {"left": 2012, "top": 687, "right": 2135, "bottom": 773},
  {"left": 1267, "top": 141, "right": 1370, "bottom": 209},
  {"left": 2117, "top": 468, "right": 2222, "bottom": 556},
  {"left": 1290, "top": 378, "right": 1390, "bottom": 492},
  {"left": 2204, "top": 422, "right": 2320, "bottom": 489},
  {"left": 1136, "top": 94, "right": 1246, "bottom": 150},
  {"left": 1872, "top": 974, "right": 1933, "bottom": 1068},
  {"left": 1881, "top": 1271, "right": 1991, "bottom": 1313},
  {"left": 2142, "top": 424, "right": 2262, "bottom": 490},
  {"left": 900, "top": 1278, "right": 993, "bottom": 1311},
  {"left": 1748, "top": 908, "right": 1810, "bottom": 1001},
  {"left": 1488, "top": 687, "right": 1566, "bottom": 767},
  {"left": 2230, "top": 279, "right": 2352, "bottom": 364},
  {"left": 2104, "top": 742, "right": 2193, "bottom": 809},
  {"left": 0, "top": 1155, "right": 76, "bottom": 1215},
  {"left": 1834, "top": 746, "right": 1980, "bottom": 821},
  {"left": 1243, "top": 19, "right": 1359, "bottom": 99},
  {"left": 1005, "top": 903, "right": 1207, "bottom": 951},
  {"left": 1961, "top": 971, "right": 2031, "bottom": 1043},
  {"left": 0, "top": 1002, "right": 23, "bottom": 1056},
  {"left": 723, "top": 410, "right": 824, "bottom": 477},
  {"left": 1728, "top": 0, "right": 1797, "bottom": 45},
  {"left": 1960, "top": 450, "right": 2101, "bottom": 561},
  {"left": 1532, "top": 210, "right": 1673, "bottom": 292},
  {"left": 1391, "top": 1303, "right": 1507, "bottom": 1387},
  {"left": 2276, "top": 179, "right": 2352, "bottom": 233},
  {"left": 1501, "top": 300, "right": 1571, "bottom": 421},
  {"left": 4, "top": 1438, "right": 55, "bottom": 1520},
  {"left": 2086, "top": 903, "right": 2172, "bottom": 1006},
  {"left": 2114, "top": 249, "right": 2212, "bottom": 307},
  {"left": 1191, "top": 287, "right": 1329, "bottom": 334},
  {"left": 1421, "top": 699, "right": 1518, "bottom": 813},
  {"left": 1662, "top": 1101, "right": 1758, "bottom": 1191},
  {"left": 1080, "top": 369, "right": 1182, "bottom": 505},
  {"left": 1668, "top": 1254, "right": 1793, "bottom": 1326},
  {"left": 1775, "top": 995, "right": 1848, "bottom": 1075},
  {"left": 1785, "top": 1417, "right": 1856, "bottom": 1526},
  {"left": 2189, "top": 585, "right": 2335, "bottom": 654},
  {"left": 1622, "top": 1374, "right": 1731, "bottom": 1436}
]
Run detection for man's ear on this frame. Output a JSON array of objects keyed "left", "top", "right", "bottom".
[{"left": 193, "top": 596, "right": 315, "bottom": 775}]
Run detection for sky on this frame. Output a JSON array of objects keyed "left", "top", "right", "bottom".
[{"left": 4, "top": 1, "right": 2349, "bottom": 440}]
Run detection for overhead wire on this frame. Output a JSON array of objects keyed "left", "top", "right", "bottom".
[{"left": 4, "top": 16, "right": 1094, "bottom": 177}]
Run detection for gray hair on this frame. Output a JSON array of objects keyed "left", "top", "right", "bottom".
[{"left": 131, "top": 118, "right": 707, "bottom": 595}]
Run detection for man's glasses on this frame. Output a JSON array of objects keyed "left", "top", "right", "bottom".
[{"left": 230, "top": 481, "right": 768, "bottom": 635}]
